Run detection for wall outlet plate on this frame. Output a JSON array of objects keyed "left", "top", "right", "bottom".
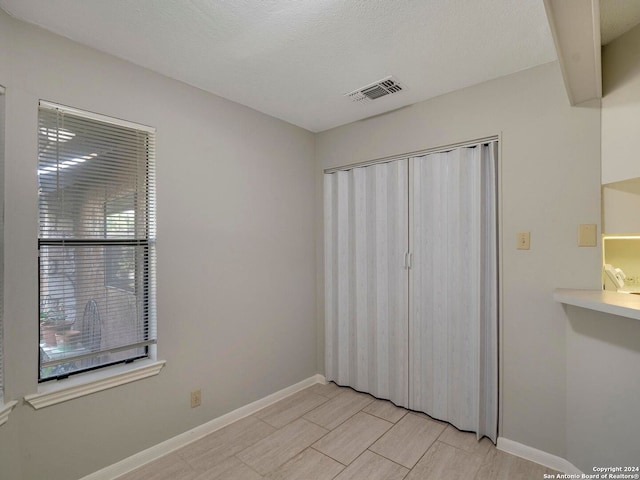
[
  {"left": 578, "top": 224, "right": 597, "bottom": 247},
  {"left": 517, "top": 231, "right": 530, "bottom": 250},
  {"left": 191, "top": 389, "right": 201, "bottom": 408}
]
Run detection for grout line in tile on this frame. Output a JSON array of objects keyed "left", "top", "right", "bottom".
[
  {"left": 364, "top": 408, "right": 409, "bottom": 424},
  {"left": 309, "top": 445, "right": 350, "bottom": 467},
  {"left": 435, "top": 440, "right": 486, "bottom": 457},
  {"left": 306, "top": 386, "right": 338, "bottom": 400},
  {"left": 365, "top": 449, "right": 415, "bottom": 479},
  {"left": 472, "top": 457, "right": 486, "bottom": 480},
  {"left": 256, "top": 398, "right": 331, "bottom": 431},
  {"left": 435, "top": 442, "right": 487, "bottom": 480},
  {"left": 479, "top": 442, "right": 497, "bottom": 461},
  {"left": 311, "top": 415, "right": 393, "bottom": 468},
  {"left": 306, "top": 446, "right": 347, "bottom": 480},
  {"left": 303, "top": 414, "right": 335, "bottom": 430},
  {"left": 421, "top": 440, "right": 486, "bottom": 480},
  {"left": 231, "top": 453, "right": 265, "bottom": 478},
  {"left": 314, "top": 393, "right": 334, "bottom": 399},
  {"left": 256, "top": 390, "right": 331, "bottom": 418},
  {"left": 434, "top": 425, "right": 497, "bottom": 463},
  {"left": 365, "top": 446, "right": 419, "bottom": 472},
  {"left": 434, "top": 423, "right": 449, "bottom": 442},
  {"left": 303, "top": 397, "right": 370, "bottom": 432},
  {"left": 401, "top": 435, "right": 443, "bottom": 471}
]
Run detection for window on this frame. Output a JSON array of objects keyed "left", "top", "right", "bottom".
[
  {"left": 0, "top": 86, "right": 5, "bottom": 398},
  {"left": 37, "top": 102, "right": 156, "bottom": 382}
]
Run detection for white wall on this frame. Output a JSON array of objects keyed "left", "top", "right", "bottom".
[
  {"left": 602, "top": 23, "right": 640, "bottom": 184},
  {"left": 315, "top": 62, "right": 602, "bottom": 461},
  {"left": 561, "top": 24, "right": 640, "bottom": 471},
  {"left": 601, "top": 23, "right": 640, "bottom": 232},
  {"left": 602, "top": 179, "right": 640, "bottom": 234},
  {"left": 566, "top": 308, "right": 640, "bottom": 470},
  {"left": 0, "top": 11, "right": 316, "bottom": 480}
]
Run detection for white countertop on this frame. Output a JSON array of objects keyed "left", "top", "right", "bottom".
[{"left": 554, "top": 289, "right": 640, "bottom": 321}]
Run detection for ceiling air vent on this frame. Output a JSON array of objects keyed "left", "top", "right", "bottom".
[{"left": 345, "top": 76, "right": 405, "bottom": 103}]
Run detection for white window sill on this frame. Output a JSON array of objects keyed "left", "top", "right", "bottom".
[
  {"left": 0, "top": 400, "right": 18, "bottom": 427},
  {"left": 24, "top": 359, "right": 166, "bottom": 409}
]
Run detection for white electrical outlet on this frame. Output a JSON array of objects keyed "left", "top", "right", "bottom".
[{"left": 517, "top": 231, "right": 530, "bottom": 250}]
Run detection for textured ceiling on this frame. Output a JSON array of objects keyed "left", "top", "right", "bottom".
[
  {"left": 600, "top": 0, "right": 640, "bottom": 45},
  {"left": 0, "top": 0, "right": 556, "bottom": 132}
]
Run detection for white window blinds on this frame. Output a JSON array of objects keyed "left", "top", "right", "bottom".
[{"left": 37, "top": 101, "right": 156, "bottom": 382}]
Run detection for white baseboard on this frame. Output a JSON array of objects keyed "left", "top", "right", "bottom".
[
  {"left": 497, "top": 437, "right": 582, "bottom": 475},
  {"left": 80, "top": 374, "right": 326, "bottom": 480}
]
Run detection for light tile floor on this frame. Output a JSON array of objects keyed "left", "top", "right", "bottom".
[{"left": 118, "top": 383, "right": 560, "bottom": 480}]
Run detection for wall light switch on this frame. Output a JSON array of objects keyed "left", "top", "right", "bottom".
[
  {"left": 517, "top": 231, "right": 530, "bottom": 250},
  {"left": 578, "top": 224, "right": 597, "bottom": 247},
  {"left": 191, "top": 389, "right": 201, "bottom": 408}
]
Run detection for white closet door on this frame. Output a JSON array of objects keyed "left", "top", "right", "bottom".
[
  {"left": 409, "top": 142, "right": 498, "bottom": 441},
  {"left": 324, "top": 160, "right": 409, "bottom": 407},
  {"left": 477, "top": 142, "right": 499, "bottom": 442}
]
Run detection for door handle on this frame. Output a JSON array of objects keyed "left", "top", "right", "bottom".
[{"left": 404, "top": 251, "right": 413, "bottom": 269}]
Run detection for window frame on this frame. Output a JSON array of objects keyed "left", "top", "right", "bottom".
[
  {"left": 36, "top": 101, "right": 158, "bottom": 384},
  {"left": 0, "top": 84, "right": 7, "bottom": 416}
]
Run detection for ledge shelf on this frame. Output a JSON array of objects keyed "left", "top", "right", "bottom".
[
  {"left": 24, "top": 360, "right": 166, "bottom": 409},
  {"left": 554, "top": 289, "right": 640, "bottom": 321}
]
